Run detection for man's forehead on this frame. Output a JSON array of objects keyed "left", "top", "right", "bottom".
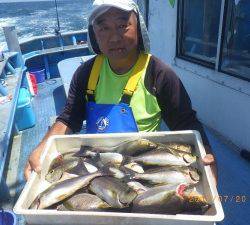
[{"left": 94, "top": 8, "right": 134, "bottom": 25}]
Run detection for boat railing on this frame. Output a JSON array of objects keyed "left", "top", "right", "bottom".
[
  {"left": 20, "top": 30, "right": 88, "bottom": 57},
  {"left": 0, "top": 29, "right": 91, "bottom": 186},
  {"left": 0, "top": 66, "right": 24, "bottom": 188},
  {"left": 18, "top": 30, "right": 90, "bottom": 79}
]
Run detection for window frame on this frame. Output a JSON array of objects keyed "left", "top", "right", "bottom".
[
  {"left": 218, "top": 0, "right": 250, "bottom": 82},
  {"left": 176, "top": 0, "right": 250, "bottom": 82}
]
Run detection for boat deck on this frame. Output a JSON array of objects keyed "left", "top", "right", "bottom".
[
  {"left": 0, "top": 78, "right": 66, "bottom": 224},
  {"left": 0, "top": 77, "right": 249, "bottom": 225}
]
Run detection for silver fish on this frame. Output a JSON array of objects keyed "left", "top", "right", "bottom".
[
  {"left": 106, "top": 164, "right": 144, "bottom": 179},
  {"left": 182, "top": 187, "right": 211, "bottom": 214},
  {"left": 129, "top": 149, "right": 197, "bottom": 166},
  {"left": 46, "top": 158, "right": 88, "bottom": 183},
  {"left": 132, "top": 183, "right": 186, "bottom": 214},
  {"left": 98, "top": 152, "right": 124, "bottom": 166},
  {"left": 116, "top": 139, "right": 157, "bottom": 156},
  {"left": 49, "top": 151, "right": 79, "bottom": 170},
  {"left": 124, "top": 162, "right": 144, "bottom": 173},
  {"left": 129, "top": 166, "right": 200, "bottom": 185},
  {"left": 30, "top": 171, "right": 106, "bottom": 209},
  {"left": 46, "top": 158, "right": 80, "bottom": 183},
  {"left": 79, "top": 139, "right": 157, "bottom": 156},
  {"left": 61, "top": 193, "right": 110, "bottom": 211},
  {"left": 81, "top": 151, "right": 124, "bottom": 166},
  {"left": 58, "top": 172, "right": 78, "bottom": 182},
  {"left": 157, "top": 142, "right": 193, "bottom": 154},
  {"left": 83, "top": 160, "right": 98, "bottom": 173},
  {"left": 89, "top": 177, "right": 137, "bottom": 208},
  {"left": 107, "top": 166, "right": 126, "bottom": 179},
  {"left": 127, "top": 181, "right": 149, "bottom": 195}
]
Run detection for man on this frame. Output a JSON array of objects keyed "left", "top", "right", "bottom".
[{"left": 25, "top": 0, "right": 216, "bottom": 182}]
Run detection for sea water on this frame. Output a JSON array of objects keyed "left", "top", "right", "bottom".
[{"left": 0, "top": 0, "right": 92, "bottom": 49}]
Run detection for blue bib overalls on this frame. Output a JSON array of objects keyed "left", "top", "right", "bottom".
[{"left": 85, "top": 53, "right": 151, "bottom": 134}]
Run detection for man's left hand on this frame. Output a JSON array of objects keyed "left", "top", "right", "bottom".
[{"left": 202, "top": 154, "right": 218, "bottom": 186}]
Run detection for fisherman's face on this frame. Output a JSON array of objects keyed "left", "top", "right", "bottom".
[{"left": 93, "top": 8, "right": 139, "bottom": 60}]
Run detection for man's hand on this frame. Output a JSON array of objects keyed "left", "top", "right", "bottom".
[
  {"left": 24, "top": 121, "right": 71, "bottom": 181},
  {"left": 202, "top": 153, "right": 217, "bottom": 186},
  {"left": 24, "top": 147, "right": 43, "bottom": 180}
]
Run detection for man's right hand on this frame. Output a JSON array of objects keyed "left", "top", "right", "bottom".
[
  {"left": 24, "top": 147, "right": 43, "bottom": 180},
  {"left": 24, "top": 121, "right": 72, "bottom": 181}
]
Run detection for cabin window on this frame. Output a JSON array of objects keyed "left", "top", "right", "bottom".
[
  {"left": 177, "top": 0, "right": 222, "bottom": 66},
  {"left": 177, "top": 0, "right": 250, "bottom": 81},
  {"left": 220, "top": 0, "right": 250, "bottom": 80}
]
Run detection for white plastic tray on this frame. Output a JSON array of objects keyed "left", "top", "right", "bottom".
[{"left": 14, "top": 131, "right": 224, "bottom": 225}]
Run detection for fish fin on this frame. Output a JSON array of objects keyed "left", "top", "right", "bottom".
[
  {"left": 98, "top": 165, "right": 115, "bottom": 177},
  {"left": 73, "top": 145, "right": 89, "bottom": 157},
  {"left": 73, "top": 145, "right": 99, "bottom": 157},
  {"left": 67, "top": 158, "right": 88, "bottom": 175},
  {"left": 121, "top": 156, "right": 133, "bottom": 165},
  {"left": 120, "top": 167, "right": 136, "bottom": 182}
]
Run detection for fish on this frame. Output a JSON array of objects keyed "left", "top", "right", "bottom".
[
  {"left": 126, "top": 181, "right": 149, "bottom": 195},
  {"left": 30, "top": 171, "right": 106, "bottom": 209},
  {"left": 48, "top": 151, "right": 79, "bottom": 170},
  {"left": 45, "top": 157, "right": 88, "bottom": 183},
  {"left": 98, "top": 152, "right": 124, "bottom": 166},
  {"left": 58, "top": 172, "right": 78, "bottom": 182},
  {"left": 57, "top": 204, "right": 68, "bottom": 211},
  {"left": 107, "top": 166, "right": 126, "bottom": 179},
  {"left": 60, "top": 193, "right": 111, "bottom": 211},
  {"left": 157, "top": 142, "right": 193, "bottom": 154},
  {"left": 116, "top": 139, "right": 158, "bottom": 156},
  {"left": 132, "top": 184, "right": 210, "bottom": 214},
  {"left": 132, "top": 183, "right": 186, "bottom": 214},
  {"left": 124, "top": 162, "right": 144, "bottom": 174},
  {"left": 78, "top": 150, "right": 125, "bottom": 166},
  {"left": 45, "top": 157, "right": 80, "bottom": 183},
  {"left": 89, "top": 177, "right": 137, "bottom": 208},
  {"left": 128, "top": 149, "right": 197, "bottom": 167},
  {"left": 83, "top": 159, "right": 98, "bottom": 173},
  {"left": 182, "top": 187, "right": 211, "bottom": 214},
  {"left": 127, "top": 166, "right": 200, "bottom": 185},
  {"left": 79, "top": 139, "right": 157, "bottom": 156},
  {"left": 104, "top": 163, "right": 144, "bottom": 179}
]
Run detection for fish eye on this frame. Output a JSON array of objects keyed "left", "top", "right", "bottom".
[{"left": 50, "top": 170, "right": 54, "bottom": 174}]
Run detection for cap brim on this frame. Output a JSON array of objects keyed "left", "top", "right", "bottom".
[{"left": 89, "top": 4, "right": 134, "bottom": 25}]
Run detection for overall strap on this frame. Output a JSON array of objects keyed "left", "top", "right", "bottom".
[
  {"left": 121, "top": 53, "right": 151, "bottom": 104},
  {"left": 86, "top": 54, "right": 105, "bottom": 102}
]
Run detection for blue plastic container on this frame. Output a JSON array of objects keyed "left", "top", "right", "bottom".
[
  {"left": 29, "top": 69, "right": 45, "bottom": 83},
  {"left": 15, "top": 88, "right": 36, "bottom": 131},
  {"left": 0, "top": 210, "right": 17, "bottom": 225}
]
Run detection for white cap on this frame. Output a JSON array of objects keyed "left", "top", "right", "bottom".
[{"left": 89, "top": 0, "right": 138, "bottom": 25}]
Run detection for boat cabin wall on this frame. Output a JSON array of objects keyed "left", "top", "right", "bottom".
[{"left": 147, "top": 0, "right": 250, "bottom": 150}]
